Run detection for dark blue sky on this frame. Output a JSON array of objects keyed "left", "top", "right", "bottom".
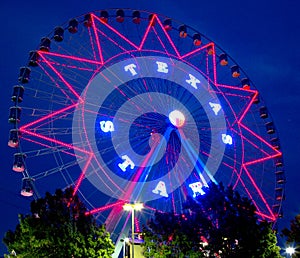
[{"left": 0, "top": 0, "right": 299, "bottom": 255}]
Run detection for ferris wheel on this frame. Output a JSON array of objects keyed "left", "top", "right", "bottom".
[{"left": 8, "top": 8, "right": 285, "bottom": 251}]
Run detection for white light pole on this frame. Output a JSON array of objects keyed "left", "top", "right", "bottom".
[{"left": 123, "top": 203, "right": 143, "bottom": 258}]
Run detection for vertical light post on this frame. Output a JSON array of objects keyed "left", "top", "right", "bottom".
[{"left": 123, "top": 203, "right": 143, "bottom": 258}]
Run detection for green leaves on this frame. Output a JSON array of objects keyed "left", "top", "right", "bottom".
[
  {"left": 142, "top": 182, "right": 282, "bottom": 258},
  {"left": 3, "top": 188, "right": 115, "bottom": 258},
  {"left": 282, "top": 214, "right": 300, "bottom": 255}
]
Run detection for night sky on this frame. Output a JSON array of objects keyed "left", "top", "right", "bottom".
[{"left": 0, "top": 0, "right": 299, "bottom": 255}]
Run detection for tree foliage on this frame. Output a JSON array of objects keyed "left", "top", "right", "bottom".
[
  {"left": 282, "top": 214, "right": 300, "bottom": 254},
  {"left": 3, "top": 188, "right": 115, "bottom": 258},
  {"left": 282, "top": 214, "right": 300, "bottom": 243},
  {"left": 143, "top": 211, "right": 205, "bottom": 258},
  {"left": 142, "top": 183, "right": 282, "bottom": 258}
]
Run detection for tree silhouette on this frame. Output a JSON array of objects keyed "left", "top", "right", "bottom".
[
  {"left": 3, "top": 188, "right": 114, "bottom": 258},
  {"left": 282, "top": 214, "right": 300, "bottom": 255},
  {"left": 142, "top": 182, "right": 282, "bottom": 258}
]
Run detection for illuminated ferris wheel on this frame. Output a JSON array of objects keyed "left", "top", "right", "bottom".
[{"left": 8, "top": 8, "right": 285, "bottom": 251}]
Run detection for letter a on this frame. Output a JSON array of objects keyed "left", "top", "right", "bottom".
[{"left": 152, "top": 181, "right": 168, "bottom": 197}]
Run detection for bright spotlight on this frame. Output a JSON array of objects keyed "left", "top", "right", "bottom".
[
  {"left": 286, "top": 246, "right": 295, "bottom": 255},
  {"left": 123, "top": 202, "right": 143, "bottom": 211}
]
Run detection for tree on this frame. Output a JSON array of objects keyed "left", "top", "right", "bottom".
[
  {"left": 3, "top": 188, "right": 115, "bottom": 258},
  {"left": 282, "top": 214, "right": 300, "bottom": 254},
  {"left": 142, "top": 182, "right": 282, "bottom": 258},
  {"left": 143, "top": 211, "right": 206, "bottom": 258}
]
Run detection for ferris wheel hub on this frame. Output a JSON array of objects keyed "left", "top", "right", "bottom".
[{"left": 169, "top": 110, "right": 185, "bottom": 128}]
